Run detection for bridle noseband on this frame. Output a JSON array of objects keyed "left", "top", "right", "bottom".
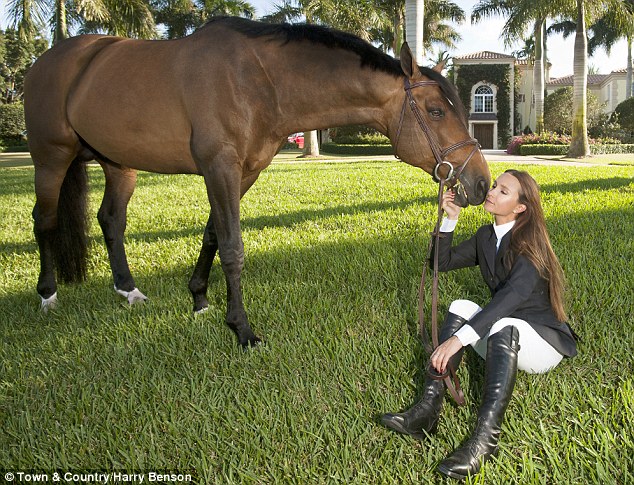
[
  {"left": 394, "top": 77, "right": 480, "bottom": 187},
  {"left": 394, "top": 76, "right": 484, "bottom": 407}
]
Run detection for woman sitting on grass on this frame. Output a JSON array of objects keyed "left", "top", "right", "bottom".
[{"left": 381, "top": 169, "right": 578, "bottom": 480}]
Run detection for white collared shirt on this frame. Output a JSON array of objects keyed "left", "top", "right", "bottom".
[{"left": 493, "top": 219, "right": 516, "bottom": 251}]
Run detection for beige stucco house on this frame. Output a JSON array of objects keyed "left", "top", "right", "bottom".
[
  {"left": 545, "top": 69, "right": 629, "bottom": 114},
  {"left": 452, "top": 51, "right": 629, "bottom": 149}
]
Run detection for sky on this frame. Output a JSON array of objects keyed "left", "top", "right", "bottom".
[{"left": 1, "top": 0, "right": 628, "bottom": 79}]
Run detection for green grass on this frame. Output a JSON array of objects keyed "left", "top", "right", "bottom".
[{"left": 1, "top": 160, "right": 633, "bottom": 484}]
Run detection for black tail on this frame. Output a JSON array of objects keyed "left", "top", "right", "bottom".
[{"left": 54, "top": 158, "right": 90, "bottom": 283}]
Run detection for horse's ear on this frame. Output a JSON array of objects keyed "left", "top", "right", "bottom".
[
  {"left": 400, "top": 42, "right": 422, "bottom": 79},
  {"left": 432, "top": 60, "right": 446, "bottom": 73}
]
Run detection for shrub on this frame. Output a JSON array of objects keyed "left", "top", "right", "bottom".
[
  {"left": 506, "top": 132, "right": 572, "bottom": 154},
  {"left": 544, "top": 87, "right": 607, "bottom": 135},
  {"left": 518, "top": 143, "right": 634, "bottom": 155},
  {"left": 509, "top": 132, "right": 628, "bottom": 156},
  {"left": 612, "top": 97, "right": 634, "bottom": 132},
  {"left": 320, "top": 143, "right": 394, "bottom": 156},
  {"left": 0, "top": 102, "right": 26, "bottom": 144},
  {"left": 329, "top": 125, "right": 390, "bottom": 145},
  {"left": 607, "top": 98, "right": 634, "bottom": 143}
]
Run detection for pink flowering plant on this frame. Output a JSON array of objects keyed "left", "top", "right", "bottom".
[{"left": 506, "top": 132, "right": 622, "bottom": 155}]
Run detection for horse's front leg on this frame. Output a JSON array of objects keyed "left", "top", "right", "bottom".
[
  {"left": 189, "top": 173, "right": 260, "bottom": 314},
  {"left": 97, "top": 162, "right": 147, "bottom": 304},
  {"left": 203, "top": 163, "right": 261, "bottom": 348},
  {"left": 188, "top": 210, "right": 218, "bottom": 313}
]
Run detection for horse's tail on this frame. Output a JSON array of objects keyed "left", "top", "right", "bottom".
[{"left": 54, "top": 158, "right": 90, "bottom": 283}]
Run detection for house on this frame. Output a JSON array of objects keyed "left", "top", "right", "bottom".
[
  {"left": 452, "top": 51, "right": 629, "bottom": 149},
  {"left": 546, "top": 69, "right": 629, "bottom": 114},
  {"left": 452, "top": 51, "right": 551, "bottom": 149}
]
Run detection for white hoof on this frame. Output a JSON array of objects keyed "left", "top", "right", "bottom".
[
  {"left": 194, "top": 306, "right": 209, "bottom": 315},
  {"left": 40, "top": 292, "right": 58, "bottom": 312},
  {"left": 115, "top": 286, "right": 148, "bottom": 305}
]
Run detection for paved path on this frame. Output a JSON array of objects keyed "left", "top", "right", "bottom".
[{"left": 0, "top": 149, "right": 605, "bottom": 168}]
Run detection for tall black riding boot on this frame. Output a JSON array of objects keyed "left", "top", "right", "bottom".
[
  {"left": 381, "top": 312, "right": 467, "bottom": 440},
  {"left": 438, "top": 325, "right": 520, "bottom": 480}
]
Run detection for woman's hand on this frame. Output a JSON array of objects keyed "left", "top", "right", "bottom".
[
  {"left": 442, "top": 189, "right": 462, "bottom": 220},
  {"left": 430, "top": 336, "right": 463, "bottom": 374}
]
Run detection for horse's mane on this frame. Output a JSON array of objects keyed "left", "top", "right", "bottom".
[{"left": 203, "top": 16, "right": 467, "bottom": 123}]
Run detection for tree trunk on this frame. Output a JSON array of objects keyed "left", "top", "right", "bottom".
[
  {"left": 568, "top": 0, "right": 590, "bottom": 158},
  {"left": 405, "top": 0, "right": 424, "bottom": 65},
  {"left": 627, "top": 36, "right": 632, "bottom": 99},
  {"left": 393, "top": 9, "right": 403, "bottom": 56},
  {"left": 54, "top": 0, "right": 68, "bottom": 44},
  {"left": 302, "top": 130, "right": 320, "bottom": 157},
  {"left": 533, "top": 19, "right": 545, "bottom": 134},
  {"left": 301, "top": 13, "right": 320, "bottom": 158}
]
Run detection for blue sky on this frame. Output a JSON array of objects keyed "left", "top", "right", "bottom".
[{"left": 1, "top": 0, "right": 628, "bottom": 78}]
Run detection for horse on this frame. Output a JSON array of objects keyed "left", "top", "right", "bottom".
[{"left": 24, "top": 16, "right": 491, "bottom": 347}]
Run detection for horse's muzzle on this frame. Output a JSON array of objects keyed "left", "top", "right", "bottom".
[{"left": 453, "top": 176, "right": 489, "bottom": 207}]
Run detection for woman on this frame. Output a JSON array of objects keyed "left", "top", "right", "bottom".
[{"left": 381, "top": 169, "right": 577, "bottom": 480}]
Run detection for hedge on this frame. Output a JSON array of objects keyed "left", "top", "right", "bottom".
[
  {"left": 519, "top": 144, "right": 634, "bottom": 156},
  {"left": 0, "top": 103, "right": 26, "bottom": 143},
  {"left": 320, "top": 143, "right": 394, "bottom": 156}
]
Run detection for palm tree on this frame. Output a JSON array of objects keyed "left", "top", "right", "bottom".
[
  {"left": 587, "top": 0, "right": 634, "bottom": 98},
  {"left": 7, "top": 0, "right": 157, "bottom": 43},
  {"left": 568, "top": 0, "right": 591, "bottom": 156},
  {"left": 472, "top": 0, "right": 554, "bottom": 134},
  {"left": 262, "top": 0, "right": 381, "bottom": 157},
  {"left": 151, "top": 0, "right": 255, "bottom": 39},
  {"left": 546, "top": 0, "right": 630, "bottom": 156}
]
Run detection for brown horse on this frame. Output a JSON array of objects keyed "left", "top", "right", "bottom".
[{"left": 24, "top": 17, "right": 490, "bottom": 347}]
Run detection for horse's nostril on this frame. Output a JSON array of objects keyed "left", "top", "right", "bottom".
[{"left": 476, "top": 178, "right": 489, "bottom": 203}]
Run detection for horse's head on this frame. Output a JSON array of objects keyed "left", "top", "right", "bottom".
[{"left": 389, "top": 43, "right": 490, "bottom": 207}]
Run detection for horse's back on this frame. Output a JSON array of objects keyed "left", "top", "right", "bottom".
[{"left": 25, "top": 22, "right": 290, "bottom": 174}]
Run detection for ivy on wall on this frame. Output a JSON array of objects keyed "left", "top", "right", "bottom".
[{"left": 455, "top": 64, "right": 516, "bottom": 146}]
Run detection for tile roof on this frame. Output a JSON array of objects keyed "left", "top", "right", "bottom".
[
  {"left": 454, "top": 51, "right": 516, "bottom": 60},
  {"left": 547, "top": 74, "right": 612, "bottom": 85}
]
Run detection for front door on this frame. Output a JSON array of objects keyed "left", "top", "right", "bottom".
[{"left": 473, "top": 124, "right": 494, "bottom": 149}]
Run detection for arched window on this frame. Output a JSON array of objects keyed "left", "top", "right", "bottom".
[{"left": 474, "top": 85, "right": 494, "bottom": 113}]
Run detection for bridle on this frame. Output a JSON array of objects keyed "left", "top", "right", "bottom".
[
  {"left": 394, "top": 77, "right": 480, "bottom": 186},
  {"left": 394, "top": 76, "right": 483, "bottom": 406}
]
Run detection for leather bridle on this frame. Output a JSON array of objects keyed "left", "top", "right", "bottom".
[
  {"left": 394, "top": 77, "right": 480, "bottom": 186},
  {"left": 394, "top": 76, "right": 483, "bottom": 406}
]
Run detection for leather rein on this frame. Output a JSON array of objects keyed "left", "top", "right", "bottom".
[{"left": 394, "top": 77, "right": 481, "bottom": 406}]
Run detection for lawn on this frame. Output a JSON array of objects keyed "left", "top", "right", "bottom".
[{"left": 1, "top": 160, "right": 633, "bottom": 484}]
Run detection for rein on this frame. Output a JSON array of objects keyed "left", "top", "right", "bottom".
[{"left": 394, "top": 76, "right": 482, "bottom": 407}]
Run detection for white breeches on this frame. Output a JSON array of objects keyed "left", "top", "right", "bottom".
[{"left": 449, "top": 299, "right": 564, "bottom": 374}]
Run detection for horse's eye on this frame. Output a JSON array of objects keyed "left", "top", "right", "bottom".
[{"left": 429, "top": 108, "right": 444, "bottom": 118}]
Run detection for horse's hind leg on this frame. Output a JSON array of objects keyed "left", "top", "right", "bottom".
[
  {"left": 32, "top": 147, "right": 89, "bottom": 311},
  {"left": 33, "top": 162, "right": 72, "bottom": 310},
  {"left": 97, "top": 162, "right": 147, "bottom": 304}
]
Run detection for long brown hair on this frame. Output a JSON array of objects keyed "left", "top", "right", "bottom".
[{"left": 503, "top": 170, "right": 567, "bottom": 322}]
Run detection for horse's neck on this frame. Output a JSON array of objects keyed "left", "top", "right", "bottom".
[{"left": 267, "top": 50, "right": 401, "bottom": 135}]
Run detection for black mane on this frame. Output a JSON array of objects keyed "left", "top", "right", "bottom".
[{"left": 204, "top": 16, "right": 467, "bottom": 122}]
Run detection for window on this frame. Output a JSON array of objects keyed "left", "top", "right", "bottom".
[{"left": 474, "top": 85, "right": 494, "bottom": 113}]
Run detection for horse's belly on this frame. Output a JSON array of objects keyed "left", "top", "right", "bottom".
[{"left": 69, "top": 101, "right": 199, "bottom": 174}]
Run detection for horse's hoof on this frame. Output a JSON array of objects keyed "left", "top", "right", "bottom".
[
  {"left": 241, "top": 336, "right": 264, "bottom": 350},
  {"left": 115, "top": 286, "right": 148, "bottom": 305},
  {"left": 194, "top": 306, "right": 209, "bottom": 315},
  {"left": 40, "top": 292, "right": 58, "bottom": 312}
]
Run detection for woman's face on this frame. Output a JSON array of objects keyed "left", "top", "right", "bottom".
[{"left": 484, "top": 172, "right": 527, "bottom": 223}]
